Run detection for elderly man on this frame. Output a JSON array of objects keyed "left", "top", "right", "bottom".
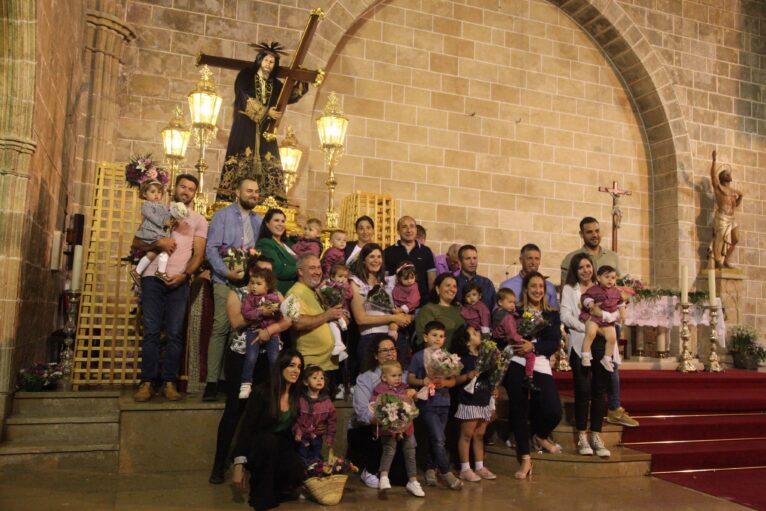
[
  {"left": 203, "top": 177, "right": 262, "bottom": 401},
  {"left": 132, "top": 174, "right": 207, "bottom": 402},
  {"left": 560, "top": 217, "right": 638, "bottom": 428},
  {"left": 500, "top": 243, "right": 559, "bottom": 308},
  {"left": 384, "top": 216, "right": 436, "bottom": 307},
  {"left": 455, "top": 244, "right": 497, "bottom": 311},
  {"left": 287, "top": 254, "right": 345, "bottom": 379},
  {"left": 434, "top": 243, "right": 461, "bottom": 277}
]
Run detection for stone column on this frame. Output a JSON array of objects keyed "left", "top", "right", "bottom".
[
  {"left": 0, "top": 0, "right": 37, "bottom": 423},
  {"left": 73, "top": 1, "right": 136, "bottom": 212}
]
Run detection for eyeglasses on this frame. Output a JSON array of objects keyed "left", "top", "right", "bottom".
[{"left": 377, "top": 348, "right": 396, "bottom": 354}]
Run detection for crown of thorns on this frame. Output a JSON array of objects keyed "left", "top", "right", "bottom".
[{"left": 249, "top": 41, "right": 287, "bottom": 56}]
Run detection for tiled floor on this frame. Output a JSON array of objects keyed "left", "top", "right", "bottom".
[{"left": 0, "top": 466, "right": 751, "bottom": 511}]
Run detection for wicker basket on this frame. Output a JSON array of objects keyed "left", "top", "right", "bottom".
[{"left": 304, "top": 474, "right": 348, "bottom": 506}]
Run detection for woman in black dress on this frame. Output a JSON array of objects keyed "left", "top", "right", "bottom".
[{"left": 231, "top": 348, "right": 306, "bottom": 510}]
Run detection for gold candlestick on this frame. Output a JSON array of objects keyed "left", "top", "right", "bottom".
[
  {"left": 706, "top": 301, "right": 724, "bottom": 372},
  {"left": 61, "top": 290, "right": 82, "bottom": 390},
  {"left": 677, "top": 302, "right": 698, "bottom": 372}
]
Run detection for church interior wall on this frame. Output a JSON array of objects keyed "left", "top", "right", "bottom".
[{"left": 5, "top": 0, "right": 763, "bottom": 408}]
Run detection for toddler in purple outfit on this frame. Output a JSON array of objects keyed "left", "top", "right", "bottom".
[
  {"left": 459, "top": 281, "right": 492, "bottom": 336},
  {"left": 579, "top": 265, "right": 626, "bottom": 372},
  {"left": 293, "top": 366, "right": 337, "bottom": 466},
  {"left": 239, "top": 268, "right": 282, "bottom": 398},
  {"left": 391, "top": 262, "right": 420, "bottom": 340},
  {"left": 292, "top": 218, "right": 323, "bottom": 257},
  {"left": 321, "top": 230, "right": 347, "bottom": 279}
]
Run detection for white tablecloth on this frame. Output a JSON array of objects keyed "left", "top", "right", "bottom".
[{"left": 625, "top": 296, "right": 726, "bottom": 346}]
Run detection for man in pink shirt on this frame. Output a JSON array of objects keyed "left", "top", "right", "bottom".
[{"left": 131, "top": 174, "right": 208, "bottom": 402}]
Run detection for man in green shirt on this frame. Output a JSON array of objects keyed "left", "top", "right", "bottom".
[{"left": 560, "top": 216, "right": 621, "bottom": 284}]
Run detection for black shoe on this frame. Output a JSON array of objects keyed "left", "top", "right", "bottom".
[
  {"left": 202, "top": 382, "right": 218, "bottom": 402},
  {"left": 209, "top": 465, "right": 225, "bottom": 484}
]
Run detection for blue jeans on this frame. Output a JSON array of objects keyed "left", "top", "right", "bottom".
[
  {"left": 297, "top": 435, "right": 323, "bottom": 466},
  {"left": 420, "top": 406, "right": 450, "bottom": 473},
  {"left": 139, "top": 277, "right": 189, "bottom": 383},
  {"left": 608, "top": 363, "right": 621, "bottom": 410},
  {"left": 241, "top": 333, "right": 279, "bottom": 383}
]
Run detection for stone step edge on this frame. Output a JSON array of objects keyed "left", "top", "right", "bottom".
[
  {"left": 5, "top": 415, "right": 119, "bottom": 425},
  {"left": 0, "top": 443, "right": 119, "bottom": 455},
  {"left": 14, "top": 391, "right": 122, "bottom": 399},
  {"left": 486, "top": 445, "right": 652, "bottom": 463}
]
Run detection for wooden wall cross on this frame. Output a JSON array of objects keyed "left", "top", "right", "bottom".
[
  {"left": 196, "top": 8, "right": 326, "bottom": 140},
  {"left": 598, "top": 180, "right": 632, "bottom": 252}
]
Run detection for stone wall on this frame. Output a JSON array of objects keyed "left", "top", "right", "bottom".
[{"left": 93, "top": 0, "right": 766, "bottom": 337}]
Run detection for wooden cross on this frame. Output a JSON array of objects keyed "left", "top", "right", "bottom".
[
  {"left": 196, "top": 8, "right": 326, "bottom": 140},
  {"left": 598, "top": 180, "right": 632, "bottom": 252}
]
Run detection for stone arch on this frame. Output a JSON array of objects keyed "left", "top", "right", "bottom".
[{"left": 307, "top": 0, "right": 691, "bottom": 286}]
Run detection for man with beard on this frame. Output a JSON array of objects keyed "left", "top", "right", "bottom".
[
  {"left": 203, "top": 177, "right": 263, "bottom": 401},
  {"left": 287, "top": 254, "right": 345, "bottom": 386},
  {"left": 560, "top": 217, "right": 621, "bottom": 284},
  {"left": 560, "top": 217, "right": 638, "bottom": 428},
  {"left": 217, "top": 42, "right": 309, "bottom": 201},
  {"left": 132, "top": 174, "right": 208, "bottom": 402}
]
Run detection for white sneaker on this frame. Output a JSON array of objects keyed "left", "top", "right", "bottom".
[
  {"left": 378, "top": 475, "right": 391, "bottom": 491},
  {"left": 360, "top": 469, "right": 379, "bottom": 488},
  {"left": 591, "top": 433, "right": 611, "bottom": 457},
  {"left": 334, "top": 386, "right": 345, "bottom": 400},
  {"left": 581, "top": 352, "right": 592, "bottom": 367},
  {"left": 577, "top": 433, "right": 593, "bottom": 455},
  {"left": 600, "top": 357, "right": 615, "bottom": 372},
  {"left": 406, "top": 480, "right": 425, "bottom": 497},
  {"left": 238, "top": 383, "right": 252, "bottom": 399},
  {"left": 337, "top": 350, "right": 349, "bottom": 362}
]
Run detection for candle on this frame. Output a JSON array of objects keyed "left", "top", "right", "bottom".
[
  {"left": 680, "top": 263, "right": 688, "bottom": 304},
  {"left": 71, "top": 245, "right": 83, "bottom": 291},
  {"left": 708, "top": 268, "right": 716, "bottom": 304},
  {"left": 50, "top": 231, "right": 62, "bottom": 271}
]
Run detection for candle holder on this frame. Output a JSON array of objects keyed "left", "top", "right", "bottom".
[
  {"left": 553, "top": 337, "right": 571, "bottom": 372},
  {"left": 676, "top": 303, "right": 698, "bottom": 372},
  {"left": 61, "top": 290, "right": 82, "bottom": 389},
  {"left": 706, "top": 302, "right": 724, "bottom": 373}
]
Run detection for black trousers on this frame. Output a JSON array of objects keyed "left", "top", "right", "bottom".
[
  {"left": 212, "top": 350, "right": 270, "bottom": 471},
  {"left": 504, "top": 362, "right": 562, "bottom": 458},
  {"left": 346, "top": 425, "right": 408, "bottom": 485},
  {"left": 570, "top": 336, "right": 611, "bottom": 433},
  {"left": 247, "top": 430, "right": 305, "bottom": 511}
]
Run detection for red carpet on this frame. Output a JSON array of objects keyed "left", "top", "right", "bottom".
[
  {"left": 657, "top": 469, "right": 766, "bottom": 511},
  {"left": 554, "top": 369, "right": 766, "bottom": 509}
]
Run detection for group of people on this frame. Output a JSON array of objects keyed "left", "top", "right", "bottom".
[{"left": 129, "top": 174, "right": 640, "bottom": 510}]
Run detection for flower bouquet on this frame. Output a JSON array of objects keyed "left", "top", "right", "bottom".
[
  {"left": 219, "top": 246, "right": 259, "bottom": 277},
  {"left": 317, "top": 282, "right": 350, "bottom": 330},
  {"left": 415, "top": 348, "right": 463, "bottom": 400},
  {"left": 616, "top": 274, "right": 645, "bottom": 302},
  {"left": 517, "top": 309, "right": 549, "bottom": 342},
  {"left": 369, "top": 393, "right": 419, "bottom": 436},
  {"left": 169, "top": 201, "right": 189, "bottom": 220},
  {"left": 365, "top": 284, "right": 396, "bottom": 313},
  {"left": 125, "top": 154, "right": 169, "bottom": 188},
  {"left": 304, "top": 449, "right": 358, "bottom": 506},
  {"left": 465, "top": 340, "right": 511, "bottom": 394},
  {"left": 280, "top": 294, "right": 301, "bottom": 321},
  {"left": 18, "top": 362, "right": 63, "bottom": 391}
]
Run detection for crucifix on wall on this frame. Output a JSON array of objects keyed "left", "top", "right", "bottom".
[
  {"left": 598, "top": 180, "right": 632, "bottom": 252},
  {"left": 197, "top": 8, "right": 326, "bottom": 201}
]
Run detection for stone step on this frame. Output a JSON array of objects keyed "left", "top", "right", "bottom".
[
  {"left": 12, "top": 391, "right": 120, "bottom": 417},
  {"left": 492, "top": 417, "right": 623, "bottom": 452},
  {"left": 485, "top": 444, "right": 651, "bottom": 478},
  {"left": 3, "top": 415, "right": 119, "bottom": 444},
  {"left": 0, "top": 442, "right": 119, "bottom": 471}
]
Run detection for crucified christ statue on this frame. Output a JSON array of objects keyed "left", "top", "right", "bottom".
[
  {"left": 598, "top": 181, "right": 632, "bottom": 252},
  {"left": 708, "top": 150, "right": 743, "bottom": 269}
]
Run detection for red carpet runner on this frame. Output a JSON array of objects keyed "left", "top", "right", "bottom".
[{"left": 554, "top": 369, "right": 766, "bottom": 510}]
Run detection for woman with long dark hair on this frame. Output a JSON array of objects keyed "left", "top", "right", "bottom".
[
  {"left": 503, "top": 271, "right": 563, "bottom": 480},
  {"left": 231, "top": 349, "right": 306, "bottom": 510},
  {"left": 413, "top": 273, "right": 465, "bottom": 351},
  {"left": 256, "top": 208, "right": 298, "bottom": 294}
]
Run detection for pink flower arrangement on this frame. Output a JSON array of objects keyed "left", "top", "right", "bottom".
[{"left": 125, "top": 154, "right": 169, "bottom": 188}]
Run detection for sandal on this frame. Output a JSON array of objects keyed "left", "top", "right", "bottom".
[
  {"left": 515, "top": 456, "right": 533, "bottom": 480},
  {"left": 154, "top": 271, "right": 171, "bottom": 282}
]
